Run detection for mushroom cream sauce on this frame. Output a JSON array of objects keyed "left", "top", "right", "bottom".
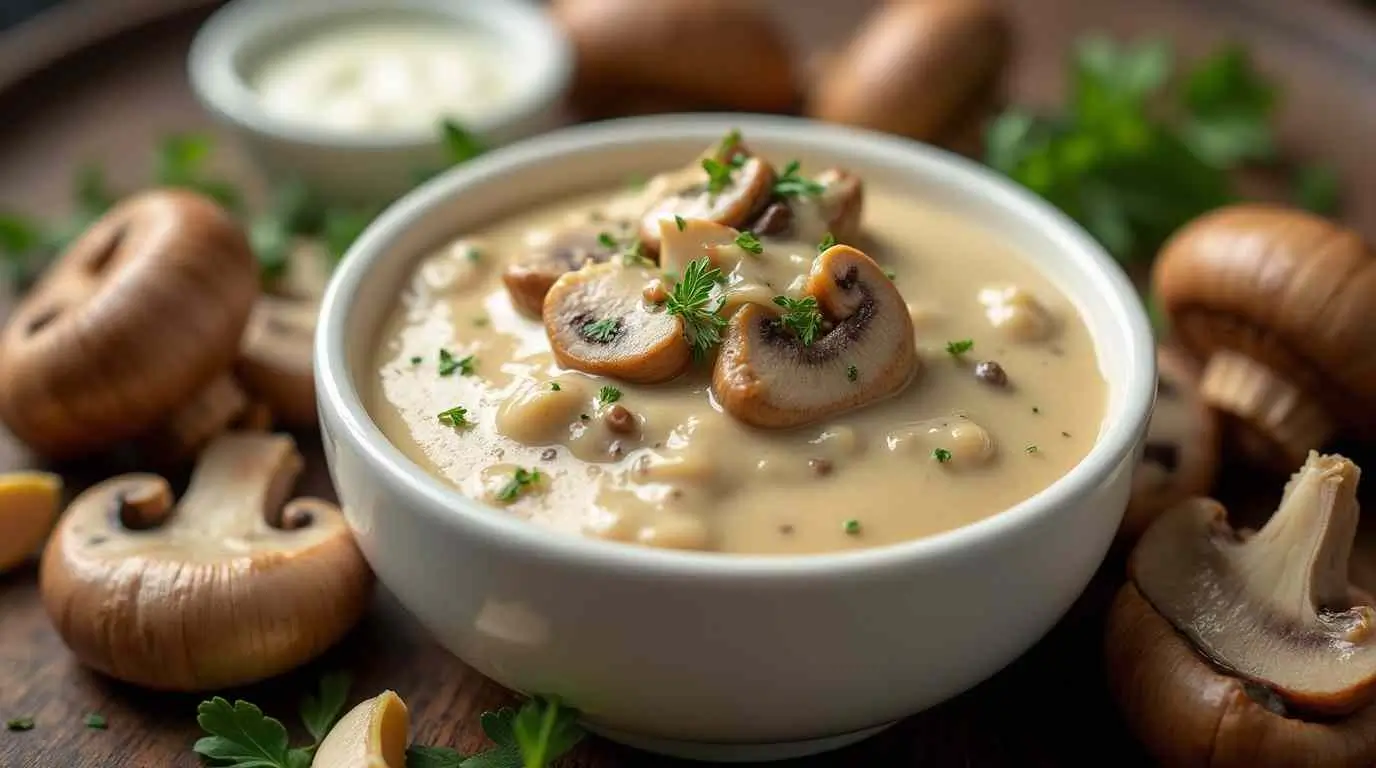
[{"left": 369, "top": 161, "right": 1106, "bottom": 555}]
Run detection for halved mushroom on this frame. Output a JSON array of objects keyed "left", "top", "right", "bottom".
[
  {"left": 1120, "top": 345, "right": 1221, "bottom": 542},
  {"left": 503, "top": 226, "right": 618, "bottom": 317},
  {"left": 39, "top": 432, "right": 373, "bottom": 691},
  {"left": 313, "top": 690, "right": 409, "bottom": 768},
  {"left": 0, "top": 471, "right": 61, "bottom": 574},
  {"left": 236, "top": 296, "right": 319, "bottom": 428},
  {"left": 744, "top": 168, "right": 865, "bottom": 244},
  {"left": 638, "top": 140, "right": 777, "bottom": 254},
  {"left": 1107, "top": 452, "right": 1376, "bottom": 766},
  {"left": 543, "top": 262, "right": 691, "bottom": 383},
  {"left": 713, "top": 244, "right": 918, "bottom": 428},
  {"left": 0, "top": 189, "right": 258, "bottom": 459}
]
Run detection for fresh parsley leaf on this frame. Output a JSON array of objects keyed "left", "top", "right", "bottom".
[
  {"left": 1294, "top": 164, "right": 1340, "bottom": 215},
  {"left": 817, "top": 232, "right": 837, "bottom": 253},
  {"left": 249, "top": 214, "right": 294, "bottom": 281},
  {"left": 734, "top": 230, "right": 764, "bottom": 255},
  {"left": 84, "top": 713, "right": 107, "bottom": 730},
  {"left": 549, "top": 382, "right": 562, "bottom": 391},
  {"left": 772, "top": 295, "right": 823, "bottom": 346},
  {"left": 193, "top": 697, "right": 299, "bottom": 768},
  {"left": 1180, "top": 44, "right": 1277, "bottom": 167},
  {"left": 0, "top": 214, "right": 41, "bottom": 256},
  {"left": 154, "top": 133, "right": 241, "bottom": 212},
  {"left": 674, "top": 215, "right": 687, "bottom": 232},
  {"left": 620, "top": 241, "right": 652, "bottom": 267},
  {"left": 582, "top": 317, "right": 621, "bottom": 343},
  {"left": 945, "top": 339, "right": 974, "bottom": 357},
  {"left": 437, "top": 406, "right": 470, "bottom": 427},
  {"left": 665, "top": 257, "right": 728, "bottom": 359},
  {"left": 321, "top": 206, "right": 376, "bottom": 262},
  {"left": 405, "top": 745, "right": 469, "bottom": 768},
  {"left": 1025, "top": 444, "right": 1041, "bottom": 454},
  {"left": 6, "top": 717, "right": 34, "bottom": 731},
  {"left": 773, "top": 160, "right": 825, "bottom": 198},
  {"left": 843, "top": 519, "right": 862, "bottom": 535},
  {"left": 497, "top": 468, "right": 542, "bottom": 503},
  {"left": 846, "top": 364, "right": 858, "bottom": 382},
  {"left": 74, "top": 164, "right": 116, "bottom": 217},
  {"left": 597, "top": 232, "right": 618, "bottom": 249},
  {"left": 717, "top": 129, "right": 743, "bottom": 160},
  {"left": 702, "top": 158, "right": 734, "bottom": 195},
  {"left": 932, "top": 448, "right": 953, "bottom": 463},
  {"left": 441, "top": 119, "right": 487, "bottom": 165},
  {"left": 598, "top": 385, "right": 622, "bottom": 406},
  {"left": 512, "top": 696, "right": 585, "bottom": 768},
  {"left": 438, "top": 350, "right": 476, "bottom": 377}
]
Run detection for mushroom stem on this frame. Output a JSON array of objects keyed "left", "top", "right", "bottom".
[
  {"left": 136, "top": 374, "right": 250, "bottom": 463},
  {"left": 1201, "top": 350, "right": 1335, "bottom": 470},
  {"left": 182, "top": 434, "right": 306, "bottom": 532}
]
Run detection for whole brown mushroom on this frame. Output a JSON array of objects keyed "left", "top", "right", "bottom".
[
  {"left": 236, "top": 296, "right": 319, "bottom": 429},
  {"left": 1107, "top": 451, "right": 1376, "bottom": 767},
  {"left": 1120, "top": 345, "right": 1222, "bottom": 542},
  {"left": 552, "top": 0, "right": 796, "bottom": 117},
  {"left": 808, "top": 0, "right": 1012, "bottom": 153},
  {"left": 1154, "top": 204, "right": 1376, "bottom": 471},
  {"left": 40, "top": 432, "right": 373, "bottom": 691},
  {"left": 0, "top": 189, "right": 259, "bottom": 459}
]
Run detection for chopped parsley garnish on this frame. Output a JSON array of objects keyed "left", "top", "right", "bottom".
[
  {"left": 718, "top": 128, "right": 743, "bottom": 158},
  {"left": 817, "top": 232, "right": 837, "bottom": 253},
  {"left": 846, "top": 364, "right": 858, "bottom": 382},
  {"left": 773, "top": 295, "right": 824, "bottom": 346},
  {"left": 843, "top": 519, "right": 862, "bottom": 535},
  {"left": 1025, "top": 444, "right": 1040, "bottom": 454},
  {"left": 549, "top": 382, "right": 562, "bottom": 391},
  {"left": 702, "top": 157, "right": 734, "bottom": 195},
  {"left": 409, "top": 355, "right": 422, "bottom": 365},
  {"left": 463, "top": 245, "right": 481, "bottom": 262},
  {"left": 436, "top": 406, "right": 470, "bottom": 427},
  {"left": 597, "top": 232, "right": 618, "bottom": 249},
  {"left": 884, "top": 268, "right": 897, "bottom": 280},
  {"left": 773, "top": 160, "right": 826, "bottom": 198},
  {"left": 599, "top": 231, "right": 651, "bottom": 267},
  {"left": 84, "top": 714, "right": 107, "bottom": 730},
  {"left": 474, "top": 315, "right": 489, "bottom": 327},
  {"left": 496, "top": 467, "right": 542, "bottom": 503},
  {"left": 438, "top": 349, "right": 475, "bottom": 376},
  {"left": 579, "top": 413, "right": 590, "bottom": 421},
  {"left": 6, "top": 717, "right": 34, "bottom": 732},
  {"left": 598, "top": 385, "right": 622, "bottom": 406},
  {"left": 582, "top": 316, "right": 621, "bottom": 343},
  {"left": 674, "top": 214, "right": 687, "bottom": 231},
  {"left": 665, "top": 257, "right": 728, "bottom": 359},
  {"left": 932, "top": 448, "right": 953, "bottom": 463},
  {"left": 735, "top": 230, "right": 764, "bottom": 255},
  {"left": 945, "top": 339, "right": 975, "bottom": 357}
]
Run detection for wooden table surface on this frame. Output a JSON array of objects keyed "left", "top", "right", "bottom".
[{"left": 4, "top": 0, "right": 1376, "bottom": 766}]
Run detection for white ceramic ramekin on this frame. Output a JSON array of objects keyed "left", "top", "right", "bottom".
[
  {"left": 315, "top": 115, "right": 1155, "bottom": 762},
  {"left": 187, "top": 0, "right": 571, "bottom": 205}
]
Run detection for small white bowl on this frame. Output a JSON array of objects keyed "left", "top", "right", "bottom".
[
  {"left": 187, "top": 0, "right": 571, "bottom": 205},
  {"left": 316, "top": 115, "right": 1155, "bottom": 762}
]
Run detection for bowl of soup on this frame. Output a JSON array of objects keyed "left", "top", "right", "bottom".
[{"left": 315, "top": 115, "right": 1155, "bottom": 760}]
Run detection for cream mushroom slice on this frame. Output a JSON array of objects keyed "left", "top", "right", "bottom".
[{"left": 370, "top": 131, "right": 1106, "bottom": 554}]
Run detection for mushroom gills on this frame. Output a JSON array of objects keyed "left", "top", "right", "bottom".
[
  {"left": 503, "top": 225, "right": 620, "bottom": 317},
  {"left": 1132, "top": 451, "right": 1376, "bottom": 716},
  {"left": 543, "top": 261, "right": 691, "bottom": 384},
  {"left": 713, "top": 244, "right": 919, "bottom": 428}
]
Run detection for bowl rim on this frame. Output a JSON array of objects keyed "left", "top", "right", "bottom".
[
  {"left": 317, "top": 114, "right": 1156, "bottom": 579},
  {"left": 186, "top": 0, "right": 572, "bottom": 149}
]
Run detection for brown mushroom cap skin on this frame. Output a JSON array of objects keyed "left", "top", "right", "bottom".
[
  {"left": 1106, "top": 582, "right": 1376, "bottom": 768},
  {"left": 713, "top": 244, "right": 918, "bottom": 428},
  {"left": 0, "top": 189, "right": 258, "bottom": 459},
  {"left": 543, "top": 262, "right": 691, "bottom": 384},
  {"left": 553, "top": 0, "right": 796, "bottom": 115},
  {"left": 39, "top": 432, "right": 373, "bottom": 691},
  {"left": 1154, "top": 204, "right": 1376, "bottom": 471},
  {"left": 236, "top": 296, "right": 319, "bottom": 428},
  {"left": 503, "top": 226, "right": 618, "bottom": 318},
  {"left": 638, "top": 155, "right": 777, "bottom": 255},
  {"left": 1120, "top": 345, "right": 1221, "bottom": 542},
  {"left": 807, "top": 0, "right": 1012, "bottom": 148}
]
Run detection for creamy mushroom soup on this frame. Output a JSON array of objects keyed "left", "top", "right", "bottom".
[{"left": 369, "top": 135, "right": 1106, "bottom": 554}]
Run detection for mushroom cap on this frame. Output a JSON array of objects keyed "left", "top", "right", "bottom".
[
  {"left": 808, "top": 0, "right": 1012, "bottom": 145},
  {"left": 543, "top": 261, "right": 691, "bottom": 384},
  {"left": 1154, "top": 204, "right": 1376, "bottom": 461},
  {"left": 236, "top": 296, "right": 319, "bottom": 428},
  {"left": 639, "top": 155, "right": 777, "bottom": 254},
  {"left": 1130, "top": 452, "right": 1376, "bottom": 717},
  {"left": 1121, "top": 345, "right": 1221, "bottom": 542},
  {"left": 39, "top": 432, "right": 373, "bottom": 691},
  {"left": 553, "top": 0, "right": 796, "bottom": 114},
  {"left": 1106, "top": 582, "right": 1376, "bottom": 768},
  {"left": 713, "top": 244, "right": 918, "bottom": 428},
  {"left": 312, "top": 690, "right": 409, "bottom": 768},
  {"left": 0, "top": 471, "right": 62, "bottom": 574},
  {"left": 0, "top": 189, "right": 258, "bottom": 459},
  {"left": 503, "top": 226, "right": 617, "bottom": 318}
]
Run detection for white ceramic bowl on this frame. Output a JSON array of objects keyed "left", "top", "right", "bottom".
[
  {"left": 187, "top": 0, "right": 571, "bottom": 205},
  {"left": 316, "top": 115, "right": 1155, "bottom": 762}
]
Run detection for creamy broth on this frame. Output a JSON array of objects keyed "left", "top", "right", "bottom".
[{"left": 369, "top": 146, "right": 1106, "bottom": 555}]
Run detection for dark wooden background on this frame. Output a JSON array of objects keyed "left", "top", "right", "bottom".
[{"left": 4, "top": 0, "right": 1376, "bottom": 766}]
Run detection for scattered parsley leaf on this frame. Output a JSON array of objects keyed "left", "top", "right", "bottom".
[
  {"left": 773, "top": 160, "right": 825, "bottom": 198},
  {"left": 772, "top": 295, "right": 824, "bottom": 346},
  {"left": 6, "top": 717, "right": 34, "bottom": 732},
  {"left": 945, "top": 339, "right": 974, "bottom": 357},
  {"left": 1180, "top": 44, "right": 1277, "bottom": 167},
  {"left": 405, "top": 745, "right": 469, "bottom": 768},
  {"left": 702, "top": 157, "right": 734, "bottom": 195},
  {"left": 932, "top": 448, "right": 953, "bottom": 463},
  {"left": 665, "top": 257, "right": 728, "bottom": 359},
  {"left": 674, "top": 214, "right": 687, "bottom": 232},
  {"left": 155, "top": 133, "right": 242, "bottom": 212},
  {"left": 1294, "top": 164, "right": 1340, "bottom": 216},
  {"left": 438, "top": 349, "right": 476, "bottom": 377},
  {"left": 440, "top": 119, "right": 487, "bottom": 165},
  {"left": 734, "top": 230, "right": 764, "bottom": 255},
  {"left": 410, "top": 356, "right": 423, "bottom": 365},
  {"left": 883, "top": 268, "right": 896, "bottom": 280},
  {"left": 598, "top": 385, "right": 622, "bottom": 406},
  {"left": 582, "top": 317, "right": 621, "bottom": 343},
  {"left": 817, "top": 232, "right": 837, "bottom": 253},
  {"left": 717, "top": 129, "right": 743, "bottom": 160},
  {"left": 83, "top": 713, "right": 107, "bottom": 730},
  {"left": 620, "top": 241, "right": 652, "bottom": 267},
  {"left": 597, "top": 232, "right": 618, "bottom": 249},
  {"left": 437, "top": 406, "right": 470, "bottom": 427},
  {"left": 1025, "top": 444, "right": 1041, "bottom": 454},
  {"left": 496, "top": 468, "right": 543, "bottom": 503},
  {"left": 549, "top": 382, "right": 562, "bottom": 391},
  {"left": 846, "top": 364, "right": 858, "bottom": 382},
  {"left": 193, "top": 697, "right": 301, "bottom": 767},
  {"left": 843, "top": 519, "right": 862, "bottom": 535},
  {"left": 321, "top": 207, "right": 376, "bottom": 262},
  {"left": 512, "top": 696, "right": 585, "bottom": 768}
]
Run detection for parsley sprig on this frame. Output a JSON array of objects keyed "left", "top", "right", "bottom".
[
  {"left": 581, "top": 317, "right": 621, "bottom": 343},
  {"left": 193, "top": 671, "right": 351, "bottom": 768},
  {"left": 772, "top": 295, "right": 824, "bottom": 346},
  {"left": 664, "top": 257, "right": 728, "bottom": 359},
  {"left": 734, "top": 230, "right": 764, "bottom": 255},
  {"left": 437, "top": 406, "right": 470, "bottom": 427},
  {"left": 945, "top": 339, "right": 974, "bottom": 357},
  {"left": 496, "top": 468, "right": 543, "bottom": 503},
  {"left": 773, "top": 160, "right": 825, "bottom": 198},
  {"left": 438, "top": 349, "right": 476, "bottom": 377},
  {"left": 406, "top": 696, "right": 585, "bottom": 768},
  {"left": 597, "top": 385, "right": 622, "bottom": 406}
]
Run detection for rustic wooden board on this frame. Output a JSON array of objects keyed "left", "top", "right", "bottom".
[{"left": 4, "top": 0, "right": 1376, "bottom": 765}]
